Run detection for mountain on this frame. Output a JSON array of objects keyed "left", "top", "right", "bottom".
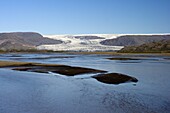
[
  {"left": 0, "top": 32, "right": 62, "bottom": 51},
  {"left": 100, "top": 35, "right": 170, "bottom": 46},
  {"left": 0, "top": 40, "right": 35, "bottom": 51},
  {"left": 118, "top": 39, "right": 170, "bottom": 53},
  {"left": 1, "top": 32, "right": 170, "bottom": 52}
]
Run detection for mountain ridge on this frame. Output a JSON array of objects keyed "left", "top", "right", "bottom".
[
  {"left": 118, "top": 39, "right": 170, "bottom": 53},
  {"left": 0, "top": 32, "right": 170, "bottom": 52},
  {"left": 100, "top": 35, "right": 170, "bottom": 46}
]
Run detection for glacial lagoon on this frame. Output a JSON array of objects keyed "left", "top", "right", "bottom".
[{"left": 0, "top": 53, "right": 170, "bottom": 113}]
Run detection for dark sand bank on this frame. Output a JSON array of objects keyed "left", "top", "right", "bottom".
[
  {"left": 13, "top": 66, "right": 107, "bottom": 76},
  {"left": 0, "top": 61, "right": 106, "bottom": 76},
  {"left": 93, "top": 73, "right": 138, "bottom": 84},
  {"left": 10, "top": 56, "right": 75, "bottom": 61},
  {"left": 107, "top": 57, "right": 140, "bottom": 60}
]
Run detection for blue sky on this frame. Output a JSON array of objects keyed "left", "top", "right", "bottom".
[{"left": 0, "top": 0, "right": 170, "bottom": 34}]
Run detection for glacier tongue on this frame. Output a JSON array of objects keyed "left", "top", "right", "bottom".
[{"left": 38, "top": 34, "right": 123, "bottom": 51}]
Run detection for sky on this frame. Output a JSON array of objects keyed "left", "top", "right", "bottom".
[{"left": 0, "top": 0, "right": 170, "bottom": 35}]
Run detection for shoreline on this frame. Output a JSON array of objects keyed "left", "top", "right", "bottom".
[{"left": 1, "top": 51, "right": 170, "bottom": 56}]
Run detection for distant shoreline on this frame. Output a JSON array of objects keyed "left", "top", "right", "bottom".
[{"left": 0, "top": 51, "right": 170, "bottom": 56}]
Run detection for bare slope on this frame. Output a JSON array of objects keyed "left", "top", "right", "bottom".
[
  {"left": 100, "top": 35, "right": 170, "bottom": 46},
  {"left": 119, "top": 39, "right": 170, "bottom": 53},
  {"left": 0, "top": 32, "right": 62, "bottom": 51}
]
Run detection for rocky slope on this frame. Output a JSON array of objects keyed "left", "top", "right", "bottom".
[
  {"left": 100, "top": 35, "right": 170, "bottom": 46},
  {"left": 119, "top": 39, "right": 170, "bottom": 53}
]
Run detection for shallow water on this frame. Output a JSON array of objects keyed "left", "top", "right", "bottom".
[{"left": 0, "top": 53, "right": 170, "bottom": 113}]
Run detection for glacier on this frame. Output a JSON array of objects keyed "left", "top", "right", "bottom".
[{"left": 37, "top": 34, "right": 124, "bottom": 51}]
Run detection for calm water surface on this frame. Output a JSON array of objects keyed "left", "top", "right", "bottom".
[{"left": 0, "top": 53, "right": 170, "bottom": 113}]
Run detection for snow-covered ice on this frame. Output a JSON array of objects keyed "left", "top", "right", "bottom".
[{"left": 38, "top": 34, "right": 123, "bottom": 51}]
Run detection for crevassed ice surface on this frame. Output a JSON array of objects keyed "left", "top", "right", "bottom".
[{"left": 37, "top": 34, "right": 123, "bottom": 51}]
